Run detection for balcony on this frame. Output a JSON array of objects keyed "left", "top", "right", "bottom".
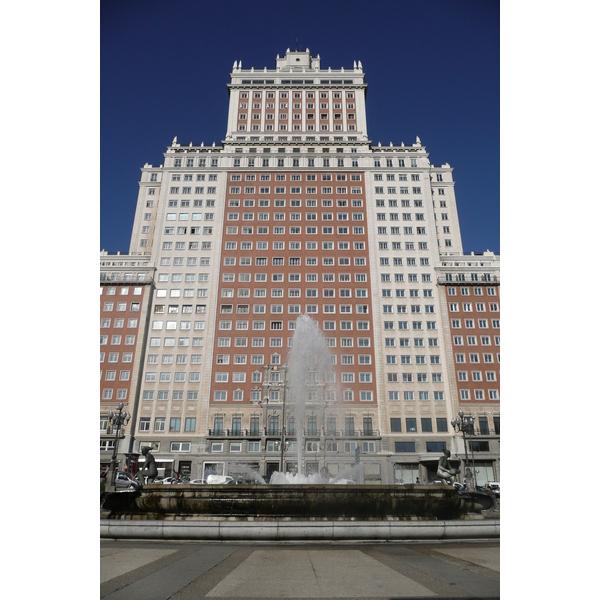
[{"left": 205, "top": 428, "right": 382, "bottom": 439}]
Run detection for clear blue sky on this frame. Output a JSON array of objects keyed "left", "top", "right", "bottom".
[{"left": 101, "top": 0, "right": 499, "bottom": 254}]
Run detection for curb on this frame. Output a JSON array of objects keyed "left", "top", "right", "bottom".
[{"left": 100, "top": 519, "right": 499, "bottom": 541}]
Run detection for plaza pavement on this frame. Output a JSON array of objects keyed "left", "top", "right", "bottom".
[{"left": 100, "top": 540, "right": 500, "bottom": 599}]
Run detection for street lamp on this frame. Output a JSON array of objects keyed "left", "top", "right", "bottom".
[
  {"left": 106, "top": 402, "right": 131, "bottom": 491},
  {"left": 261, "top": 364, "right": 288, "bottom": 473},
  {"left": 451, "top": 409, "right": 477, "bottom": 490}
]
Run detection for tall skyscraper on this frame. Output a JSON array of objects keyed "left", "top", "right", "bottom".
[{"left": 100, "top": 49, "right": 499, "bottom": 485}]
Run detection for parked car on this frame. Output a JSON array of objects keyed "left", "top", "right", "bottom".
[
  {"left": 487, "top": 482, "right": 500, "bottom": 498},
  {"left": 332, "top": 478, "right": 355, "bottom": 485},
  {"left": 161, "top": 477, "right": 185, "bottom": 484},
  {"left": 189, "top": 479, "right": 206, "bottom": 485},
  {"left": 231, "top": 476, "right": 266, "bottom": 485},
  {"left": 114, "top": 471, "right": 140, "bottom": 490},
  {"left": 206, "top": 474, "right": 235, "bottom": 485}
]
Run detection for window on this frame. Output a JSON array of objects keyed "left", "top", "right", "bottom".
[
  {"left": 426, "top": 442, "right": 447, "bottom": 453},
  {"left": 395, "top": 441, "right": 415, "bottom": 452}
]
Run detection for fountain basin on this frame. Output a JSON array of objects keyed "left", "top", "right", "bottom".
[{"left": 101, "top": 484, "right": 494, "bottom": 521}]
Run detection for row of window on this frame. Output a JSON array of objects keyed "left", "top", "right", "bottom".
[
  {"left": 398, "top": 441, "right": 495, "bottom": 454},
  {"left": 99, "top": 439, "right": 192, "bottom": 453},
  {"left": 374, "top": 187, "right": 422, "bottom": 194},
  {"left": 101, "top": 389, "right": 127, "bottom": 401},
  {"left": 219, "top": 319, "right": 370, "bottom": 330},
  {"left": 229, "top": 186, "right": 363, "bottom": 194},
  {"left": 240, "top": 103, "right": 355, "bottom": 113},
  {"left": 227, "top": 200, "right": 364, "bottom": 208},
  {"left": 453, "top": 335, "right": 500, "bottom": 346},
  {"left": 100, "top": 319, "right": 138, "bottom": 328},
  {"left": 172, "top": 158, "right": 218, "bottom": 168},
  {"left": 101, "top": 352, "right": 134, "bottom": 362},
  {"left": 171, "top": 173, "right": 217, "bottom": 181},
  {"left": 156, "top": 200, "right": 215, "bottom": 209},
  {"left": 148, "top": 337, "right": 204, "bottom": 348},
  {"left": 100, "top": 284, "right": 146, "bottom": 294},
  {"left": 224, "top": 271, "right": 367, "bottom": 283},
  {"left": 146, "top": 354, "right": 202, "bottom": 365},
  {"left": 143, "top": 372, "right": 200, "bottom": 383},
  {"left": 376, "top": 212, "right": 427, "bottom": 221},
  {"left": 212, "top": 389, "right": 374, "bottom": 402},
  {"left": 459, "top": 389, "right": 500, "bottom": 400},
  {"left": 168, "top": 155, "right": 422, "bottom": 169},
  {"left": 102, "top": 370, "right": 131, "bottom": 381},
  {"left": 100, "top": 335, "right": 136, "bottom": 345},
  {"left": 229, "top": 173, "right": 361, "bottom": 182},
  {"left": 239, "top": 91, "right": 355, "bottom": 100},
  {"left": 373, "top": 158, "right": 419, "bottom": 168},
  {"left": 162, "top": 242, "right": 213, "bottom": 251},
  {"left": 451, "top": 318, "right": 500, "bottom": 328},
  {"left": 151, "top": 321, "right": 205, "bottom": 331},
  {"left": 448, "top": 286, "right": 498, "bottom": 297},
  {"left": 139, "top": 417, "right": 196, "bottom": 432},
  {"left": 168, "top": 226, "right": 368, "bottom": 236},
  {"left": 377, "top": 226, "right": 442, "bottom": 237},
  {"left": 449, "top": 303, "right": 500, "bottom": 312},
  {"left": 455, "top": 353, "right": 499, "bottom": 364},
  {"left": 457, "top": 371, "right": 498, "bottom": 382},
  {"left": 101, "top": 302, "right": 141, "bottom": 312},
  {"left": 232, "top": 156, "right": 362, "bottom": 166},
  {"left": 218, "top": 306, "right": 372, "bottom": 318},
  {"left": 214, "top": 415, "right": 372, "bottom": 437},
  {"left": 221, "top": 287, "right": 370, "bottom": 299},
  {"left": 169, "top": 186, "right": 217, "bottom": 194},
  {"left": 209, "top": 440, "right": 380, "bottom": 454},
  {"left": 238, "top": 112, "right": 356, "bottom": 120},
  {"left": 103, "top": 438, "right": 463, "bottom": 455},
  {"left": 215, "top": 371, "right": 372, "bottom": 384},
  {"left": 226, "top": 211, "right": 365, "bottom": 220},
  {"left": 374, "top": 174, "right": 421, "bottom": 182},
  {"left": 386, "top": 373, "right": 443, "bottom": 383},
  {"left": 221, "top": 255, "right": 370, "bottom": 266},
  {"left": 388, "top": 391, "right": 444, "bottom": 401},
  {"left": 143, "top": 390, "right": 201, "bottom": 400},
  {"left": 215, "top": 335, "right": 373, "bottom": 347},
  {"left": 237, "top": 124, "right": 358, "bottom": 132},
  {"left": 376, "top": 199, "right": 424, "bottom": 207}
]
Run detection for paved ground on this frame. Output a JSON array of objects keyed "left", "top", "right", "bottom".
[{"left": 100, "top": 540, "right": 499, "bottom": 599}]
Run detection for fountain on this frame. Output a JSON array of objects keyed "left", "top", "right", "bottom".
[
  {"left": 267, "top": 314, "right": 338, "bottom": 483},
  {"left": 101, "top": 315, "right": 498, "bottom": 540}
]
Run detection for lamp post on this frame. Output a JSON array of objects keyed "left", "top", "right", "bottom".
[
  {"left": 262, "top": 364, "right": 289, "bottom": 473},
  {"left": 106, "top": 402, "right": 131, "bottom": 492},
  {"left": 451, "top": 409, "right": 476, "bottom": 490}
]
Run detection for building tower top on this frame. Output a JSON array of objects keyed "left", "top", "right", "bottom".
[
  {"left": 276, "top": 48, "right": 320, "bottom": 71},
  {"left": 230, "top": 49, "right": 363, "bottom": 77},
  {"left": 226, "top": 50, "right": 368, "bottom": 143}
]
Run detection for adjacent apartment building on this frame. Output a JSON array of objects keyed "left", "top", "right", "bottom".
[{"left": 100, "top": 49, "right": 500, "bottom": 485}]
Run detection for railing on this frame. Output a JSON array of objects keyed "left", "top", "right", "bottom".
[
  {"left": 205, "top": 428, "right": 381, "bottom": 438},
  {"left": 100, "top": 273, "right": 154, "bottom": 284},
  {"left": 437, "top": 275, "right": 499, "bottom": 284}
]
